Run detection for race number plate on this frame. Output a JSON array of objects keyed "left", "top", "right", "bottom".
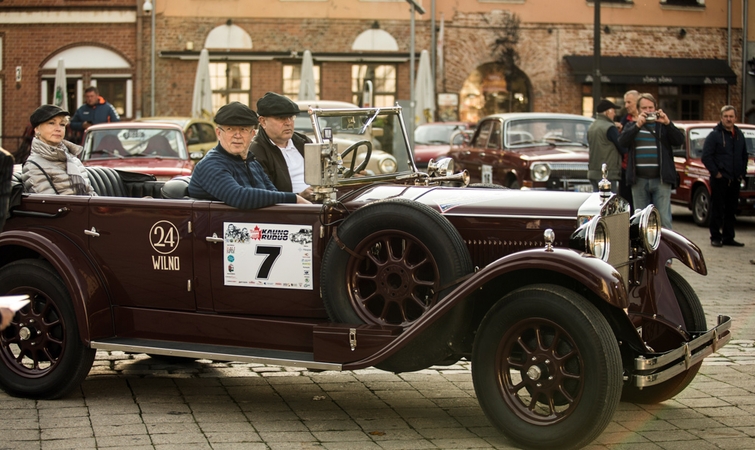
[{"left": 223, "top": 222, "right": 313, "bottom": 290}]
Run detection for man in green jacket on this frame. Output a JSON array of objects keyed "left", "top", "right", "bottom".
[{"left": 587, "top": 99, "right": 623, "bottom": 193}]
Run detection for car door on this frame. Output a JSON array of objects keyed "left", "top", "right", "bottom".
[
  {"left": 454, "top": 119, "right": 498, "bottom": 184},
  {"left": 196, "top": 202, "right": 326, "bottom": 319},
  {"left": 87, "top": 196, "right": 196, "bottom": 311}
]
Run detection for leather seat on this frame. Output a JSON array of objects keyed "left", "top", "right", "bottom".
[
  {"left": 161, "top": 176, "right": 191, "bottom": 199},
  {"left": 85, "top": 166, "right": 126, "bottom": 197}
]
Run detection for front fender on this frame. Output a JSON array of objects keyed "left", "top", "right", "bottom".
[
  {"left": 465, "top": 247, "right": 628, "bottom": 308},
  {"left": 0, "top": 230, "right": 113, "bottom": 344},
  {"left": 343, "top": 247, "right": 627, "bottom": 370},
  {"left": 654, "top": 228, "right": 706, "bottom": 275}
]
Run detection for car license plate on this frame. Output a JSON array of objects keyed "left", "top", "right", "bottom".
[{"left": 575, "top": 184, "right": 593, "bottom": 193}]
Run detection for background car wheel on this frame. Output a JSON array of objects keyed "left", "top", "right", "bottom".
[
  {"left": 0, "top": 259, "right": 95, "bottom": 399},
  {"left": 472, "top": 284, "right": 622, "bottom": 450},
  {"left": 621, "top": 268, "right": 707, "bottom": 404},
  {"left": 506, "top": 177, "right": 520, "bottom": 189},
  {"left": 692, "top": 186, "right": 711, "bottom": 227},
  {"left": 321, "top": 198, "right": 473, "bottom": 372}
]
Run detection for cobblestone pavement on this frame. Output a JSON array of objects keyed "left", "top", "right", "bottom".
[{"left": 1, "top": 206, "right": 754, "bottom": 450}]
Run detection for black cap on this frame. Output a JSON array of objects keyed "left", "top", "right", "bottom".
[
  {"left": 257, "top": 92, "right": 300, "bottom": 117},
  {"left": 214, "top": 102, "right": 259, "bottom": 126},
  {"left": 30, "top": 104, "right": 68, "bottom": 128},
  {"left": 596, "top": 99, "right": 619, "bottom": 114}
]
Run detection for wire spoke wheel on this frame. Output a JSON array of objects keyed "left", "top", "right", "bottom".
[{"left": 347, "top": 230, "right": 440, "bottom": 326}]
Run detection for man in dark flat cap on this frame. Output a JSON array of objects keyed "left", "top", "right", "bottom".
[
  {"left": 587, "top": 99, "right": 625, "bottom": 193},
  {"left": 188, "top": 101, "right": 310, "bottom": 209},
  {"left": 250, "top": 92, "right": 313, "bottom": 198}
]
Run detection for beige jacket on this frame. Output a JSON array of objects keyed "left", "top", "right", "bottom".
[{"left": 22, "top": 138, "right": 96, "bottom": 195}]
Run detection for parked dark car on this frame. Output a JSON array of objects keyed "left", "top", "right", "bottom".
[
  {"left": 448, "top": 112, "right": 594, "bottom": 190},
  {"left": 0, "top": 105, "right": 730, "bottom": 450},
  {"left": 671, "top": 121, "right": 755, "bottom": 226},
  {"left": 413, "top": 121, "right": 474, "bottom": 168},
  {"left": 81, "top": 122, "right": 194, "bottom": 181}
]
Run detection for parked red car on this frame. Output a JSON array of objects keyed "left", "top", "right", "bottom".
[
  {"left": 81, "top": 122, "right": 194, "bottom": 181},
  {"left": 447, "top": 113, "right": 594, "bottom": 190},
  {"left": 413, "top": 121, "right": 474, "bottom": 168},
  {"left": 671, "top": 122, "right": 755, "bottom": 226}
]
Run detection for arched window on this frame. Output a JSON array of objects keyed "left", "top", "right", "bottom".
[{"left": 204, "top": 24, "right": 254, "bottom": 108}]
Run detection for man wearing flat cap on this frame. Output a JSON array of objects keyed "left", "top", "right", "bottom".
[
  {"left": 587, "top": 99, "right": 625, "bottom": 193},
  {"left": 250, "top": 92, "right": 313, "bottom": 197},
  {"left": 188, "top": 101, "right": 310, "bottom": 209}
]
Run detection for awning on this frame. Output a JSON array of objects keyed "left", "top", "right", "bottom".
[{"left": 564, "top": 56, "right": 737, "bottom": 85}]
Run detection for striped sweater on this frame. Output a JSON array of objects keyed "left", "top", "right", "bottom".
[{"left": 188, "top": 144, "right": 296, "bottom": 209}]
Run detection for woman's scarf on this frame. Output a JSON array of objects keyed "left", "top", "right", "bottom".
[{"left": 31, "top": 138, "right": 89, "bottom": 195}]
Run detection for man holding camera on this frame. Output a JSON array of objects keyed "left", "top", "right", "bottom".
[
  {"left": 702, "top": 105, "right": 748, "bottom": 248},
  {"left": 618, "top": 93, "right": 685, "bottom": 229}
]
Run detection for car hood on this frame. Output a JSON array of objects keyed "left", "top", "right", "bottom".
[
  {"left": 84, "top": 158, "right": 193, "bottom": 178},
  {"left": 349, "top": 184, "right": 592, "bottom": 218},
  {"left": 509, "top": 145, "right": 590, "bottom": 161}
]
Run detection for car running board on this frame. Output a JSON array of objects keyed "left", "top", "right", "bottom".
[{"left": 90, "top": 337, "right": 343, "bottom": 371}]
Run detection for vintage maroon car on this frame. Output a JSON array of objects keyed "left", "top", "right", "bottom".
[
  {"left": 0, "top": 105, "right": 731, "bottom": 450},
  {"left": 413, "top": 121, "right": 474, "bottom": 168},
  {"left": 81, "top": 122, "right": 194, "bottom": 181},
  {"left": 447, "top": 112, "right": 594, "bottom": 191},
  {"left": 671, "top": 121, "right": 755, "bottom": 226}
]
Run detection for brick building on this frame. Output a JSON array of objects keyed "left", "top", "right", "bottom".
[{"left": 0, "top": 0, "right": 752, "bottom": 156}]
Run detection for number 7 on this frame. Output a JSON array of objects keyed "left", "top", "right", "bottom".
[{"left": 255, "top": 246, "right": 282, "bottom": 279}]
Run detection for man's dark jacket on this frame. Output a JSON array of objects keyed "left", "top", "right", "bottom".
[
  {"left": 618, "top": 120, "right": 685, "bottom": 187},
  {"left": 70, "top": 97, "right": 120, "bottom": 131},
  {"left": 701, "top": 122, "right": 748, "bottom": 181},
  {"left": 249, "top": 127, "right": 311, "bottom": 193}
]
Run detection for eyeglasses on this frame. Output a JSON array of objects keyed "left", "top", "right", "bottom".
[{"left": 218, "top": 126, "right": 255, "bottom": 136}]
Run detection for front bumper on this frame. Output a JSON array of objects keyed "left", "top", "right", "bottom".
[{"left": 631, "top": 315, "right": 731, "bottom": 388}]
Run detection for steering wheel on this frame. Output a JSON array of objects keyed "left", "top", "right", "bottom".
[{"left": 339, "top": 140, "right": 372, "bottom": 178}]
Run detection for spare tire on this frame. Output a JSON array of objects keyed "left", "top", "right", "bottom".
[{"left": 321, "top": 198, "right": 473, "bottom": 372}]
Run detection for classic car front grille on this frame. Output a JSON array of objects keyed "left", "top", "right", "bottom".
[
  {"left": 744, "top": 176, "right": 755, "bottom": 192},
  {"left": 604, "top": 211, "right": 630, "bottom": 283},
  {"left": 548, "top": 162, "right": 589, "bottom": 178}
]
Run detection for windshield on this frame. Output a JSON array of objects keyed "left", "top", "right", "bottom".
[
  {"left": 307, "top": 106, "right": 412, "bottom": 175},
  {"left": 686, "top": 127, "right": 755, "bottom": 158},
  {"left": 505, "top": 118, "right": 591, "bottom": 147},
  {"left": 414, "top": 124, "right": 468, "bottom": 145},
  {"left": 82, "top": 128, "right": 188, "bottom": 160}
]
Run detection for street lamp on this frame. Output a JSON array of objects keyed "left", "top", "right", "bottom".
[{"left": 143, "top": 0, "right": 155, "bottom": 116}]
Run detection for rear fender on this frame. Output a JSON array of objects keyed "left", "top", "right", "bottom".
[{"left": 0, "top": 230, "right": 113, "bottom": 343}]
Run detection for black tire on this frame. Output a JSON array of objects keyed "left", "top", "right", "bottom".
[
  {"left": 0, "top": 259, "right": 95, "bottom": 399},
  {"left": 621, "top": 268, "right": 707, "bottom": 404},
  {"left": 507, "top": 177, "right": 520, "bottom": 189},
  {"left": 472, "top": 284, "right": 622, "bottom": 450},
  {"left": 692, "top": 186, "right": 711, "bottom": 227},
  {"left": 321, "top": 198, "right": 473, "bottom": 372}
]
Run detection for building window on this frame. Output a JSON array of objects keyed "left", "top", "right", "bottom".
[
  {"left": 658, "top": 85, "right": 702, "bottom": 120},
  {"left": 209, "top": 62, "right": 251, "bottom": 109},
  {"left": 352, "top": 64, "right": 396, "bottom": 107},
  {"left": 660, "top": 0, "right": 704, "bottom": 6},
  {"left": 580, "top": 85, "right": 627, "bottom": 117},
  {"left": 92, "top": 79, "right": 128, "bottom": 117},
  {"left": 283, "top": 64, "right": 321, "bottom": 101}
]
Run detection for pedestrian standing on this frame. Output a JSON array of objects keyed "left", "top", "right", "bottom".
[
  {"left": 701, "top": 105, "right": 748, "bottom": 247},
  {"left": 618, "top": 93, "right": 685, "bottom": 229},
  {"left": 618, "top": 90, "right": 639, "bottom": 209},
  {"left": 70, "top": 86, "right": 120, "bottom": 132},
  {"left": 587, "top": 99, "right": 623, "bottom": 193}
]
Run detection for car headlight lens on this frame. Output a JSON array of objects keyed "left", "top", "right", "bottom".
[
  {"left": 530, "top": 163, "right": 551, "bottom": 182},
  {"left": 569, "top": 216, "right": 610, "bottom": 261},
  {"left": 379, "top": 157, "right": 398, "bottom": 173},
  {"left": 630, "top": 205, "right": 661, "bottom": 253}
]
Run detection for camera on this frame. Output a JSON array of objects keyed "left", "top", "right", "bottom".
[{"left": 645, "top": 112, "right": 657, "bottom": 123}]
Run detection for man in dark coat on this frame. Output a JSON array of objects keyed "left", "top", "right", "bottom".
[{"left": 702, "top": 105, "right": 748, "bottom": 247}]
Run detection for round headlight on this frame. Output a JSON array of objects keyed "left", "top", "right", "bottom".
[
  {"left": 379, "top": 157, "right": 398, "bottom": 174},
  {"left": 530, "top": 163, "right": 551, "bottom": 182},
  {"left": 586, "top": 218, "right": 610, "bottom": 261},
  {"left": 630, "top": 205, "right": 661, "bottom": 253}
]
